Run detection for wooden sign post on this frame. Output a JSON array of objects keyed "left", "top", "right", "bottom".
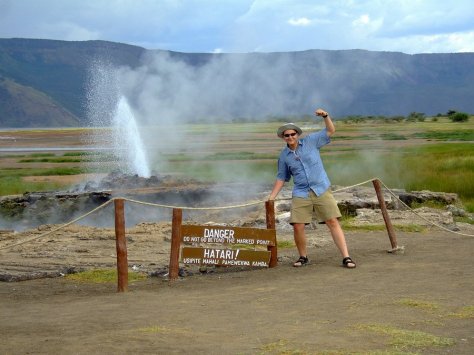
[
  {"left": 114, "top": 198, "right": 128, "bottom": 292},
  {"left": 169, "top": 204, "right": 277, "bottom": 280}
]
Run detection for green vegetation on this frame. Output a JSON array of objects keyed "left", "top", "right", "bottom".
[
  {"left": 1, "top": 119, "right": 473, "bottom": 213},
  {"left": 29, "top": 153, "right": 56, "bottom": 157},
  {"left": 449, "top": 305, "right": 474, "bottom": 319},
  {"left": 19, "top": 151, "right": 115, "bottom": 163},
  {"left": 355, "top": 324, "right": 455, "bottom": 350},
  {"left": 448, "top": 112, "right": 470, "bottom": 122},
  {"left": 413, "top": 130, "right": 474, "bottom": 141},
  {"left": 0, "top": 176, "right": 64, "bottom": 195},
  {"left": 138, "top": 325, "right": 189, "bottom": 334},
  {"left": 0, "top": 151, "right": 110, "bottom": 195},
  {"left": 323, "top": 142, "right": 474, "bottom": 212},
  {"left": 396, "top": 299, "right": 440, "bottom": 312},
  {"left": 19, "top": 157, "right": 83, "bottom": 163},
  {"left": 356, "top": 324, "right": 455, "bottom": 350},
  {"left": 277, "top": 240, "right": 294, "bottom": 248},
  {"left": 340, "top": 221, "right": 426, "bottom": 233},
  {"left": 165, "top": 151, "right": 275, "bottom": 162},
  {"left": 64, "top": 268, "right": 147, "bottom": 283},
  {"left": 403, "top": 144, "right": 474, "bottom": 211}
]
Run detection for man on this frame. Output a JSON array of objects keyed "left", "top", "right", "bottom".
[{"left": 268, "top": 108, "right": 356, "bottom": 268}]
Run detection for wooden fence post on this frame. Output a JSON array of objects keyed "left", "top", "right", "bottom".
[
  {"left": 265, "top": 200, "right": 278, "bottom": 267},
  {"left": 114, "top": 198, "right": 128, "bottom": 292},
  {"left": 372, "top": 179, "right": 402, "bottom": 252},
  {"left": 169, "top": 208, "right": 183, "bottom": 280}
]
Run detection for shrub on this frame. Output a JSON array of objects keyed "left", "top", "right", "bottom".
[{"left": 449, "top": 112, "right": 469, "bottom": 122}]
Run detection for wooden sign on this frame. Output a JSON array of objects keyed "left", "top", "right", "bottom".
[
  {"left": 169, "top": 202, "right": 277, "bottom": 280},
  {"left": 180, "top": 225, "right": 276, "bottom": 268},
  {"left": 182, "top": 247, "right": 271, "bottom": 267}
]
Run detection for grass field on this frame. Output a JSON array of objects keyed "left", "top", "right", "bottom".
[{"left": 1, "top": 117, "right": 473, "bottom": 211}]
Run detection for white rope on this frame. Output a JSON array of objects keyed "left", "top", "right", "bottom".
[
  {"left": 1, "top": 177, "right": 472, "bottom": 252},
  {"left": 122, "top": 197, "right": 263, "bottom": 210},
  {"left": 275, "top": 177, "right": 474, "bottom": 237},
  {"left": 377, "top": 179, "right": 474, "bottom": 237},
  {"left": 275, "top": 178, "right": 377, "bottom": 202}
]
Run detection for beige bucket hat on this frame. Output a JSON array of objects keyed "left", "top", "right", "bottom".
[{"left": 277, "top": 123, "right": 303, "bottom": 138}]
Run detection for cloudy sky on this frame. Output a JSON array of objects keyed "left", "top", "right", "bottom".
[{"left": 1, "top": 0, "right": 473, "bottom": 54}]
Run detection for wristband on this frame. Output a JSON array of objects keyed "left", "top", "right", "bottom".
[{"left": 322, "top": 114, "right": 328, "bottom": 118}]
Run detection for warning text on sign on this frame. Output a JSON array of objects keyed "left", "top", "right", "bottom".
[{"left": 182, "top": 247, "right": 271, "bottom": 267}]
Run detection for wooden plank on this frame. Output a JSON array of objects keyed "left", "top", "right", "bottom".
[
  {"left": 181, "top": 225, "right": 276, "bottom": 246},
  {"left": 182, "top": 247, "right": 271, "bottom": 267}
]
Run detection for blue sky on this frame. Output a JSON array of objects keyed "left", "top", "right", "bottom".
[{"left": 1, "top": 0, "right": 473, "bottom": 53}]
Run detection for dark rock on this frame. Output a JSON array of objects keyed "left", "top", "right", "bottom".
[{"left": 398, "top": 190, "right": 458, "bottom": 206}]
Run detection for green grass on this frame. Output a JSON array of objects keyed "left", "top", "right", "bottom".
[
  {"left": 396, "top": 298, "right": 440, "bottom": 311},
  {"left": 277, "top": 240, "right": 294, "bottom": 248},
  {"left": 412, "top": 130, "right": 474, "bottom": 141},
  {"left": 0, "top": 165, "right": 107, "bottom": 195},
  {"left": 165, "top": 151, "right": 275, "bottom": 162},
  {"left": 340, "top": 222, "right": 426, "bottom": 233},
  {"left": 63, "top": 152, "right": 105, "bottom": 156},
  {"left": 355, "top": 324, "right": 455, "bottom": 350},
  {"left": 0, "top": 166, "right": 86, "bottom": 177},
  {"left": 0, "top": 176, "right": 64, "bottom": 195},
  {"left": 19, "top": 151, "right": 116, "bottom": 163},
  {"left": 29, "top": 167, "right": 85, "bottom": 175},
  {"left": 324, "top": 143, "right": 474, "bottom": 212},
  {"left": 28, "top": 153, "right": 56, "bottom": 157},
  {"left": 449, "top": 305, "right": 474, "bottom": 319},
  {"left": 19, "top": 157, "right": 83, "bottom": 163},
  {"left": 138, "top": 325, "right": 189, "bottom": 334},
  {"left": 1, "top": 121, "right": 473, "bottom": 208},
  {"left": 65, "top": 268, "right": 147, "bottom": 283},
  {"left": 402, "top": 143, "right": 474, "bottom": 211},
  {"left": 334, "top": 133, "right": 408, "bottom": 141}
]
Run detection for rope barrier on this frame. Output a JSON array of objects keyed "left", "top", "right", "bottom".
[
  {"left": 0, "top": 177, "right": 472, "bottom": 252},
  {"left": 377, "top": 180, "right": 474, "bottom": 237},
  {"left": 122, "top": 197, "right": 263, "bottom": 210}
]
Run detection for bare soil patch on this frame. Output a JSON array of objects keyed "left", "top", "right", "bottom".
[{"left": 21, "top": 173, "right": 108, "bottom": 185}]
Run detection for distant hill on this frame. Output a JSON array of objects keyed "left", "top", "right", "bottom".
[
  {"left": 0, "top": 77, "right": 80, "bottom": 127},
  {"left": 0, "top": 38, "right": 473, "bottom": 128}
]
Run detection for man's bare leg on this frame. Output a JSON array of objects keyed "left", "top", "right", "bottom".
[
  {"left": 293, "top": 223, "right": 307, "bottom": 257},
  {"left": 326, "top": 218, "right": 356, "bottom": 268}
]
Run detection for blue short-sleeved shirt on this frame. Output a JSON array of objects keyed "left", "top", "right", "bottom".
[{"left": 276, "top": 128, "right": 331, "bottom": 197}]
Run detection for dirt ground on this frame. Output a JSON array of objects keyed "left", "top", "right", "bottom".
[{"left": 1, "top": 224, "right": 473, "bottom": 354}]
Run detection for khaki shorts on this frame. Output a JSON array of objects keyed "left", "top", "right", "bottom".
[{"left": 290, "top": 189, "right": 341, "bottom": 224}]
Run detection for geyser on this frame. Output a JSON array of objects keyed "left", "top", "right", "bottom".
[
  {"left": 112, "top": 96, "right": 150, "bottom": 177},
  {"left": 86, "top": 62, "right": 151, "bottom": 177}
]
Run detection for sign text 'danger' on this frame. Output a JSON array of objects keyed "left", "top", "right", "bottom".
[{"left": 181, "top": 225, "right": 276, "bottom": 246}]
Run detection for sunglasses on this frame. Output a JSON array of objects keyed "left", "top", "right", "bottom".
[{"left": 283, "top": 132, "right": 298, "bottom": 138}]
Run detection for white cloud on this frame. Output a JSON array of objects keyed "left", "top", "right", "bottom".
[
  {"left": 352, "top": 14, "right": 371, "bottom": 27},
  {"left": 0, "top": 0, "right": 473, "bottom": 53},
  {"left": 287, "top": 17, "right": 311, "bottom": 26},
  {"left": 41, "top": 21, "right": 101, "bottom": 41}
]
